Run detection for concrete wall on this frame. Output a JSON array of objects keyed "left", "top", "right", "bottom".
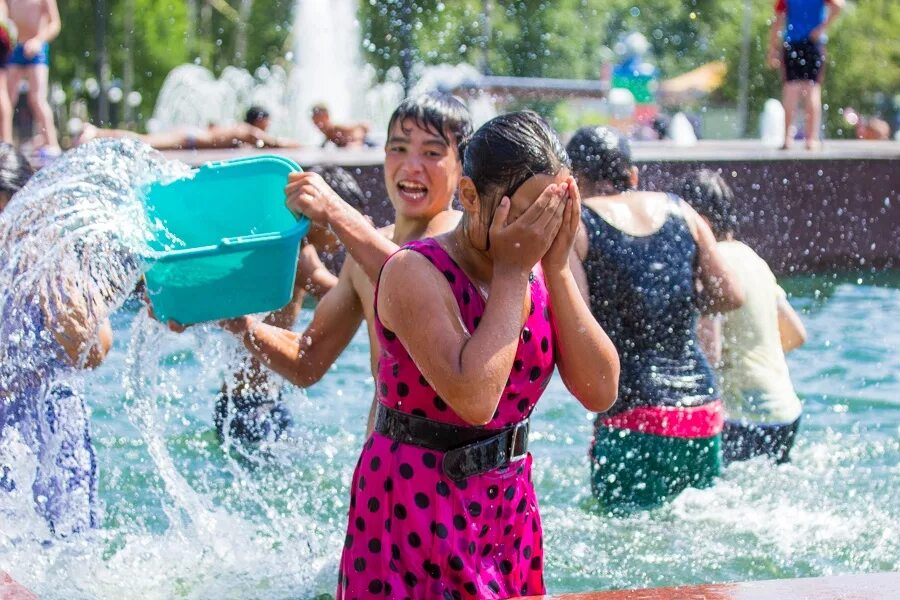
[{"left": 310, "top": 156, "right": 897, "bottom": 276}]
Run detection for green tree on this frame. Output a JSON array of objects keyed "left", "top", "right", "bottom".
[
  {"left": 715, "top": 0, "right": 900, "bottom": 137},
  {"left": 823, "top": 0, "right": 900, "bottom": 135}
]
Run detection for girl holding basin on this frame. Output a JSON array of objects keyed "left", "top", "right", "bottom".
[
  {"left": 677, "top": 169, "right": 806, "bottom": 464},
  {"left": 333, "top": 112, "right": 618, "bottom": 598},
  {"left": 194, "top": 92, "right": 472, "bottom": 439},
  {"left": 566, "top": 127, "right": 744, "bottom": 511}
]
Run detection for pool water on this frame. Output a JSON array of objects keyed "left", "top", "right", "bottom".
[{"left": 3, "top": 270, "right": 898, "bottom": 598}]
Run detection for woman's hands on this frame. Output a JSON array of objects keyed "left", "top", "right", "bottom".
[
  {"left": 488, "top": 181, "right": 568, "bottom": 274},
  {"left": 542, "top": 176, "right": 581, "bottom": 274}
]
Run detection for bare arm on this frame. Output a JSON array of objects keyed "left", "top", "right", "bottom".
[
  {"left": 777, "top": 294, "right": 807, "bottom": 353},
  {"left": 542, "top": 179, "right": 618, "bottom": 412},
  {"left": 811, "top": 0, "right": 844, "bottom": 41},
  {"left": 682, "top": 201, "right": 745, "bottom": 314},
  {"left": 570, "top": 226, "right": 591, "bottom": 303},
  {"left": 38, "top": 0, "right": 61, "bottom": 43},
  {"left": 378, "top": 250, "right": 531, "bottom": 426},
  {"left": 42, "top": 277, "right": 112, "bottom": 369},
  {"left": 697, "top": 314, "right": 722, "bottom": 366},
  {"left": 225, "top": 261, "right": 364, "bottom": 387},
  {"left": 768, "top": 13, "right": 785, "bottom": 68},
  {"left": 244, "top": 125, "right": 301, "bottom": 149},
  {"left": 546, "top": 265, "right": 619, "bottom": 412},
  {"left": 296, "top": 242, "right": 338, "bottom": 299},
  {"left": 258, "top": 241, "right": 337, "bottom": 334},
  {"left": 286, "top": 172, "right": 398, "bottom": 283}
]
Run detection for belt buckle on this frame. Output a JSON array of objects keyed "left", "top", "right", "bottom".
[{"left": 508, "top": 421, "right": 528, "bottom": 463}]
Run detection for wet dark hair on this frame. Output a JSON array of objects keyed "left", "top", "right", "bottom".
[
  {"left": 566, "top": 126, "right": 634, "bottom": 192},
  {"left": 462, "top": 110, "right": 569, "bottom": 206},
  {"left": 244, "top": 105, "right": 269, "bottom": 125},
  {"left": 0, "top": 142, "right": 34, "bottom": 209},
  {"left": 308, "top": 164, "right": 366, "bottom": 211},
  {"left": 675, "top": 169, "right": 738, "bottom": 239},
  {"left": 386, "top": 92, "right": 473, "bottom": 157}
]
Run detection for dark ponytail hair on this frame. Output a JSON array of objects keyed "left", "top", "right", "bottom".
[
  {"left": 675, "top": 169, "right": 738, "bottom": 239},
  {"left": 0, "top": 142, "right": 34, "bottom": 210},
  {"left": 462, "top": 110, "right": 569, "bottom": 207},
  {"left": 566, "top": 126, "right": 633, "bottom": 193}
]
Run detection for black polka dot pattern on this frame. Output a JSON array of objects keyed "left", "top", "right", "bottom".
[{"left": 338, "top": 239, "right": 550, "bottom": 597}]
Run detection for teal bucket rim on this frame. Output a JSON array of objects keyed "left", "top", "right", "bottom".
[{"left": 145, "top": 154, "right": 309, "bottom": 263}]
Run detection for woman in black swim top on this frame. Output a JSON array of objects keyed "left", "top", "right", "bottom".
[{"left": 567, "top": 127, "right": 744, "bottom": 510}]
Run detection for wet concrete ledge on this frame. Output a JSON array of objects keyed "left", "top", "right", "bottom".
[
  {"left": 161, "top": 140, "right": 899, "bottom": 275},
  {"left": 515, "top": 571, "right": 898, "bottom": 599}
]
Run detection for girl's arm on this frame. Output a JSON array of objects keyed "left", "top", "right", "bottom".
[
  {"left": 811, "top": 0, "right": 844, "bottom": 41},
  {"left": 378, "top": 187, "right": 568, "bottom": 426},
  {"left": 697, "top": 314, "right": 722, "bottom": 367},
  {"left": 542, "top": 178, "right": 619, "bottom": 412},
  {"left": 37, "top": 0, "right": 62, "bottom": 43},
  {"left": 768, "top": 12, "right": 785, "bottom": 69},
  {"left": 378, "top": 250, "right": 529, "bottom": 426},
  {"left": 211, "top": 260, "right": 364, "bottom": 388},
  {"left": 296, "top": 241, "right": 338, "bottom": 299},
  {"left": 682, "top": 201, "right": 745, "bottom": 314},
  {"left": 286, "top": 172, "right": 399, "bottom": 283},
  {"left": 777, "top": 293, "right": 807, "bottom": 353}
]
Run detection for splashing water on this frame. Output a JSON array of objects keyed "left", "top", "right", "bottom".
[
  {"left": 0, "top": 138, "right": 187, "bottom": 544},
  {"left": 0, "top": 139, "right": 341, "bottom": 598},
  {"left": 0, "top": 140, "right": 896, "bottom": 598}
]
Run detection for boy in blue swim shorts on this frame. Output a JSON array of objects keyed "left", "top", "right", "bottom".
[{"left": 3, "top": 0, "right": 61, "bottom": 152}]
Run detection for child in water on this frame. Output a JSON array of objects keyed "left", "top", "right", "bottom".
[
  {"left": 677, "top": 169, "right": 807, "bottom": 464},
  {"left": 0, "top": 142, "right": 112, "bottom": 537},
  {"left": 567, "top": 127, "right": 744, "bottom": 511},
  {"left": 334, "top": 112, "right": 618, "bottom": 598}
]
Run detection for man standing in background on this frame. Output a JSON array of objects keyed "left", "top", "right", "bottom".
[
  {"left": 4, "top": 0, "right": 61, "bottom": 155},
  {"left": 768, "top": 0, "right": 843, "bottom": 150}
]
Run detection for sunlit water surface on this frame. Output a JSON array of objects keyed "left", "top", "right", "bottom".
[{"left": 1, "top": 163, "right": 897, "bottom": 600}]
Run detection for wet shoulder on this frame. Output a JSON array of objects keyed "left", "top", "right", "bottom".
[
  {"left": 718, "top": 240, "right": 767, "bottom": 272},
  {"left": 582, "top": 192, "right": 680, "bottom": 238},
  {"left": 718, "top": 240, "right": 777, "bottom": 294}
]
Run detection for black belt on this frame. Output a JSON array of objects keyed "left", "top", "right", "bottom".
[{"left": 373, "top": 404, "right": 529, "bottom": 481}]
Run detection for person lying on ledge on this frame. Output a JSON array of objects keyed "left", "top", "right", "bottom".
[
  {"left": 75, "top": 105, "right": 301, "bottom": 150},
  {"left": 310, "top": 103, "right": 372, "bottom": 148}
]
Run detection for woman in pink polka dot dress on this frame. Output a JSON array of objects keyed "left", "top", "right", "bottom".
[{"left": 337, "top": 112, "right": 619, "bottom": 599}]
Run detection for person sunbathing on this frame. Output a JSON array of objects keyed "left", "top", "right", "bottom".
[
  {"left": 310, "top": 103, "right": 371, "bottom": 148},
  {"left": 75, "top": 106, "right": 301, "bottom": 150}
]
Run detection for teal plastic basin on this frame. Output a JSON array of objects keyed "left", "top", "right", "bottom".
[{"left": 144, "top": 155, "right": 310, "bottom": 325}]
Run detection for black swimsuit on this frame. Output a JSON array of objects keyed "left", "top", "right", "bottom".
[{"left": 580, "top": 196, "right": 717, "bottom": 414}]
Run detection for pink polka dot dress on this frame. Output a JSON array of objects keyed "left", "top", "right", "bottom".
[{"left": 336, "top": 239, "right": 556, "bottom": 599}]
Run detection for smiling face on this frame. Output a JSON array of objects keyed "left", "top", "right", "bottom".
[{"left": 383, "top": 118, "right": 462, "bottom": 220}]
